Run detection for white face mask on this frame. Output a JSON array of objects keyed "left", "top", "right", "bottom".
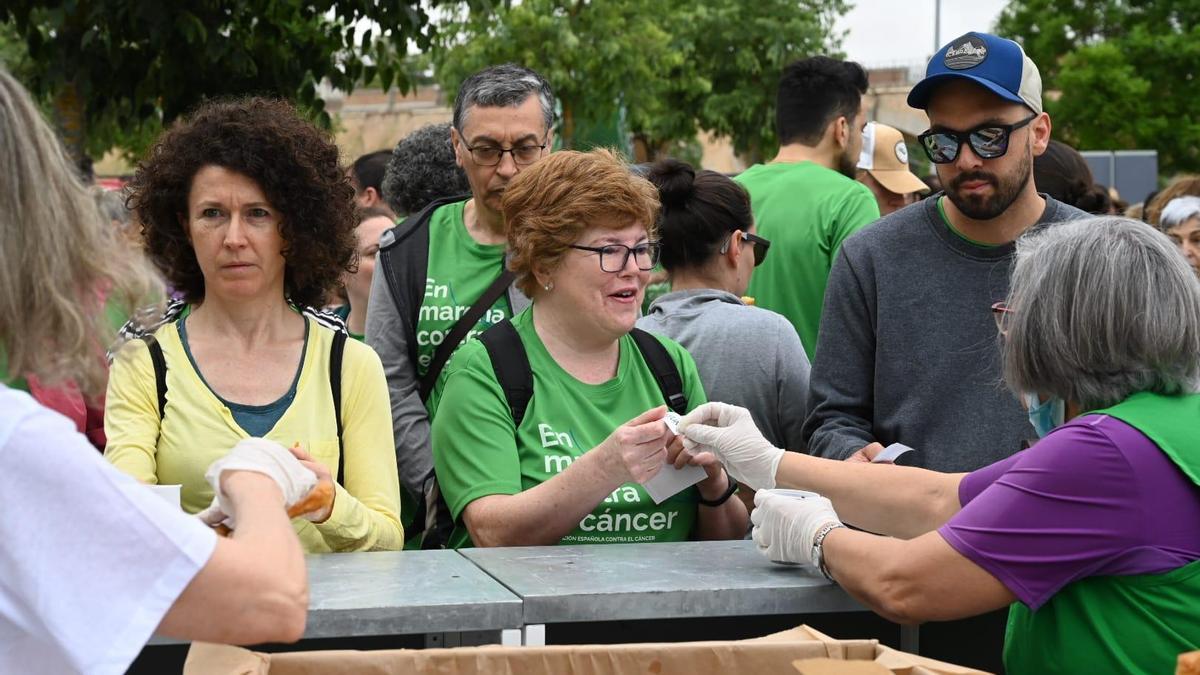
[{"left": 1023, "top": 393, "right": 1065, "bottom": 438}]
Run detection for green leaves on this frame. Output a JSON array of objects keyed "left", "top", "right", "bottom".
[
  {"left": 3, "top": 0, "right": 440, "bottom": 161},
  {"left": 998, "top": 0, "right": 1200, "bottom": 175},
  {"left": 431, "top": 0, "right": 847, "bottom": 161}
]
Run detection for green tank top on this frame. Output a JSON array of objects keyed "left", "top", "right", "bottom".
[{"left": 1004, "top": 392, "right": 1200, "bottom": 675}]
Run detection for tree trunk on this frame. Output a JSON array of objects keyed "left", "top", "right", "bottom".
[
  {"left": 561, "top": 100, "right": 576, "bottom": 149},
  {"left": 52, "top": 79, "right": 87, "bottom": 172}
]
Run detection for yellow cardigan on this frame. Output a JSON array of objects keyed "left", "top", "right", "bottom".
[{"left": 104, "top": 318, "right": 404, "bottom": 552}]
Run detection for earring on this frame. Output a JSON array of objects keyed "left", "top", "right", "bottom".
[{"left": 544, "top": 281, "right": 554, "bottom": 291}]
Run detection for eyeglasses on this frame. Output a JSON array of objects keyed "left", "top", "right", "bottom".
[
  {"left": 991, "top": 301, "right": 1014, "bottom": 335},
  {"left": 741, "top": 232, "right": 771, "bottom": 266},
  {"left": 918, "top": 115, "right": 1037, "bottom": 164},
  {"left": 569, "top": 242, "right": 662, "bottom": 272},
  {"left": 460, "top": 136, "right": 548, "bottom": 166},
  {"left": 721, "top": 231, "right": 771, "bottom": 266}
]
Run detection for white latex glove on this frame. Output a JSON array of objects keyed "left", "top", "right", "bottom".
[
  {"left": 678, "top": 402, "right": 784, "bottom": 490},
  {"left": 751, "top": 490, "right": 843, "bottom": 567},
  {"left": 196, "top": 438, "right": 318, "bottom": 529}
]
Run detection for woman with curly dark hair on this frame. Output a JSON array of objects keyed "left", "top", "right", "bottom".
[{"left": 105, "top": 97, "right": 404, "bottom": 553}]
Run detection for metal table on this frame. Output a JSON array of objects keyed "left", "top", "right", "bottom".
[
  {"left": 149, "top": 550, "right": 524, "bottom": 647},
  {"left": 461, "top": 540, "right": 894, "bottom": 647},
  {"left": 304, "top": 549, "right": 523, "bottom": 645}
]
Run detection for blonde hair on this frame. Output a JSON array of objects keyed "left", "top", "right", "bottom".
[
  {"left": 0, "top": 68, "right": 163, "bottom": 400},
  {"left": 501, "top": 149, "right": 660, "bottom": 297}
]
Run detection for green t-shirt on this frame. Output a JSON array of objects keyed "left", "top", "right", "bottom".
[
  {"left": 428, "top": 307, "right": 708, "bottom": 549},
  {"left": 416, "top": 200, "right": 513, "bottom": 377},
  {"left": 735, "top": 161, "right": 880, "bottom": 359}
]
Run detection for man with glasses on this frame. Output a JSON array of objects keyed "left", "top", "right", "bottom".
[
  {"left": 366, "top": 63, "right": 554, "bottom": 547},
  {"left": 801, "top": 32, "right": 1085, "bottom": 670}
]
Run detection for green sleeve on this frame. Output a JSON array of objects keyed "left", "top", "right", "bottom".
[
  {"left": 430, "top": 342, "right": 524, "bottom": 520},
  {"left": 828, "top": 183, "right": 881, "bottom": 258}
]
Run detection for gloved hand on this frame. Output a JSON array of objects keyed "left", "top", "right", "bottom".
[
  {"left": 751, "top": 490, "right": 843, "bottom": 567},
  {"left": 196, "top": 438, "right": 318, "bottom": 529},
  {"left": 678, "top": 402, "right": 784, "bottom": 490}
]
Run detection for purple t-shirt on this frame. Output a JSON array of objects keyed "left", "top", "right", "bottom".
[{"left": 938, "top": 413, "right": 1200, "bottom": 610}]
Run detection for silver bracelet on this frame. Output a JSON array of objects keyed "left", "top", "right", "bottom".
[{"left": 811, "top": 522, "right": 846, "bottom": 582}]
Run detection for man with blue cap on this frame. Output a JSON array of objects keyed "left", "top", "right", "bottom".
[{"left": 801, "top": 32, "right": 1087, "bottom": 670}]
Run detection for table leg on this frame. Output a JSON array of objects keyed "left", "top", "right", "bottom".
[
  {"left": 900, "top": 624, "right": 920, "bottom": 654},
  {"left": 501, "top": 629, "right": 522, "bottom": 646},
  {"left": 522, "top": 624, "right": 546, "bottom": 646}
]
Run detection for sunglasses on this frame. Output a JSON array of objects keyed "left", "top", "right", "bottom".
[
  {"left": 918, "top": 114, "right": 1037, "bottom": 164},
  {"left": 722, "top": 231, "right": 771, "bottom": 266}
]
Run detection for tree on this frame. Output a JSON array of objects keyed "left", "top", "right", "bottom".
[
  {"left": 997, "top": 1, "right": 1200, "bottom": 175},
  {"left": 431, "top": 0, "right": 847, "bottom": 163},
  {"left": 4, "top": 1, "right": 443, "bottom": 163},
  {"left": 432, "top": 0, "right": 678, "bottom": 152}
]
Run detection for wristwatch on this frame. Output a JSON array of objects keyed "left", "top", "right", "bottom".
[
  {"left": 811, "top": 521, "right": 846, "bottom": 582},
  {"left": 697, "top": 469, "right": 738, "bottom": 507}
]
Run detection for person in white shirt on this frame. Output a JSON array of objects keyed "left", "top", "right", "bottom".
[{"left": 0, "top": 66, "right": 310, "bottom": 675}]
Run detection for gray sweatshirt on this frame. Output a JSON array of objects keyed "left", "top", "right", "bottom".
[
  {"left": 803, "top": 195, "right": 1087, "bottom": 472},
  {"left": 638, "top": 289, "right": 810, "bottom": 451}
]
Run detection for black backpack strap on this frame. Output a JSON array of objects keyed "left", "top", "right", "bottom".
[
  {"left": 329, "top": 330, "right": 347, "bottom": 486},
  {"left": 629, "top": 328, "right": 689, "bottom": 414},
  {"left": 418, "top": 269, "right": 515, "bottom": 400},
  {"left": 478, "top": 320, "right": 534, "bottom": 427},
  {"left": 378, "top": 194, "right": 469, "bottom": 372},
  {"left": 140, "top": 334, "right": 168, "bottom": 420}
]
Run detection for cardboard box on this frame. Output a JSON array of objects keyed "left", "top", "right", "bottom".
[{"left": 184, "top": 625, "right": 991, "bottom": 675}]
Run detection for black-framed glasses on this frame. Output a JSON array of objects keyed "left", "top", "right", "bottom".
[
  {"left": 568, "top": 242, "right": 661, "bottom": 272},
  {"left": 460, "top": 136, "right": 548, "bottom": 166},
  {"left": 721, "top": 231, "right": 771, "bottom": 266},
  {"left": 918, "top": 114, "right": 1037, "bottom": 164},
  {"left": 742, "top": 232, "right": 771, "bottom": 266}
]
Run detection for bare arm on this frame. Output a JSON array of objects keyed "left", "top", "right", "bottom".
[
  {"left": 666, "top": 438, "right": 748, "bottom": 540},
  {"left": 691, "top": 471, "right": 749, "bottom": 540},
  {"left": 156, "top": 472, "right": 308, "bottom": 644},
  {"left": 821, "top": 527, "right": 1015, "bottom": 624},
  {"left": 774, "top": 452, "right": 964, "bottom": 539}
]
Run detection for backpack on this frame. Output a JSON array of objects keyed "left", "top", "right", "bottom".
[
  {"left": 419, "top": 319, "right": 689, "bottom": 548},
  {"left": 377, "top": 193, "right": 510, "bottom": 399},
  {"left": 139, "top": 329, "right": 349, "bottom": 485}
]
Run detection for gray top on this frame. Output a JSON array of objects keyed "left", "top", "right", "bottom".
[
  {"left": 803, "top": 195, "right": 1088, "bottom": 472},
  {"left": 461, "top": 540, "right": 862, "bottom": 624},
  {"left": 364, "top": 228, "right": 530, "bottom": 506},
  {"left": 637, "top": 289, "right": 810, "bottom": 451},
  {"left": 303, "top": 550, "right": 523, "bottom": 637}
]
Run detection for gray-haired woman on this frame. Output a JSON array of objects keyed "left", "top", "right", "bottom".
[
  {"left": 678, "top": 217, "right": 1200, "bottom": 675},
  {"left": 1160, "top": 195, "right": 1200, "bottom": 274}
]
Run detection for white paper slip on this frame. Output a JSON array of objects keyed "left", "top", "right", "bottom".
[
  {"left": 872, "top": 442, "right": 915, "bottom": 464},
  {"left": 643, "top": 463, "right": 707, "bottom": 504},
  {"left": 663, "top": 411, "right": 682, "bottom": 435}
]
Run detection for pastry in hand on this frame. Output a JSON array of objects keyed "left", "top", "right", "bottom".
[{"left": 287, "top": 480, "right": 335, "bottom": 521}]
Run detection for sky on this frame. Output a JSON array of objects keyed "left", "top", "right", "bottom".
[{"left": 835, "top": 0, "right": 1011, "bottom": 69}]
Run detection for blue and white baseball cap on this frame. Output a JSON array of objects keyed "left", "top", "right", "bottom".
[{"left": 907, "top": 32, "right": 1042, "bottom": 114}]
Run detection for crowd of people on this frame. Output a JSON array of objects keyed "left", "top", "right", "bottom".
[{"left": 1, "top": 28, "right": 1197, "bottom": 675}]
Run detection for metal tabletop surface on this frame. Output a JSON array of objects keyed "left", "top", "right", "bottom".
[
  {"left": 461, "top": 540, "right": 865, "bottom": 625},
  {"left": 302, "top": 549, "right": 523, "bottom": 638}
]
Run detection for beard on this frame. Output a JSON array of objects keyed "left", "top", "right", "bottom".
[
  {"left": 945, "top": 146, "right": 1032, "bottom": 220},
  {"left": 836, "top": 146, "right": 858, "bottom": 179}
]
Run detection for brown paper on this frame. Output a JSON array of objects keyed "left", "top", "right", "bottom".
[{"left": 184, "top": 624, "right": 992, "bottom": 675}]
